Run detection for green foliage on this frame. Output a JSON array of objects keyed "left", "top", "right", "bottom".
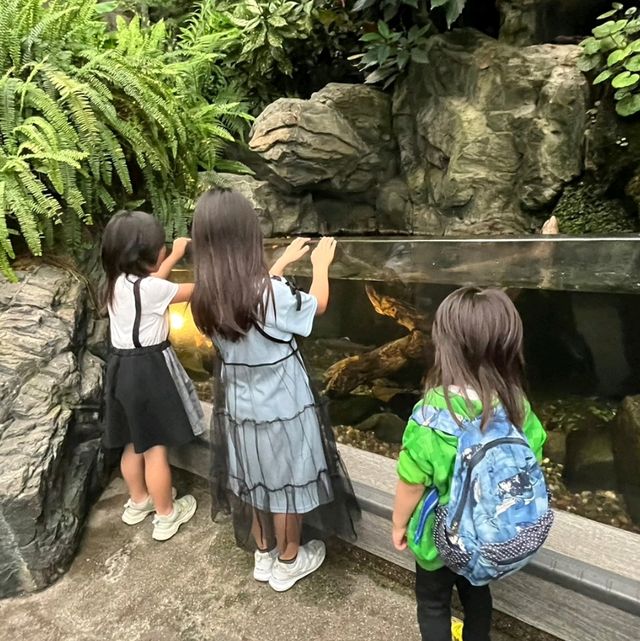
[
  {"left": 0, "top": 0, "right": 250, "bottom": 279},
  {"left": 350, "top": 0, "right": 467, "bottom": 88},
  {"left": 350, "top": 22, "right": 431, "bottom": 89},
  {"left": 229, "top": 0, "right": 315, "bottom": 76},
  {"left": 579, "top": 3, "right": 640, "bottom": 117}
]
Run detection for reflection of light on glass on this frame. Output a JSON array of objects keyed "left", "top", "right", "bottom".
[{"left": 170, "top": 311, "right": 185, "bottom": 331}]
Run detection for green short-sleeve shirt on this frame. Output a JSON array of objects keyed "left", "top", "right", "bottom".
[{"left": 396, "top": 388, "right": 547, "bottom": 571}]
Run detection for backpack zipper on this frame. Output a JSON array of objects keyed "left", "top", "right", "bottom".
[{"left": 450, "top": 437, "right": 531, "bottom": 534}]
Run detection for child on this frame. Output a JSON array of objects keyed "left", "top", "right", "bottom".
[
  {"left": 190, "top": 189, "right": 358, "bottom": 592},
  {"left": 392, "top": 287, "right": 548, "bottom": 641},
  {"left": 101, "top": 210, "right": 205, "bottom": 541}
]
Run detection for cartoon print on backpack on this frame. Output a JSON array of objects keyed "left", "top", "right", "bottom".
[{"left": 496, "top": 467, "right": 537, "bottom": 515}]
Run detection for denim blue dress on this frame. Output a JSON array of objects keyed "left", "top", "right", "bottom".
[{"left": 210, "top": 277, "right": 358, "bottom": 547}]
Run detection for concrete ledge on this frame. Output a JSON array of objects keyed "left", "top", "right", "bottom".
[{"left": 171, "top": 403, "right": 640, "bottom": 641}]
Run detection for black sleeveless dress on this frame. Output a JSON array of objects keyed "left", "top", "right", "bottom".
[{"left": 103, "top": 276, "right": 204, "bottom": 453}]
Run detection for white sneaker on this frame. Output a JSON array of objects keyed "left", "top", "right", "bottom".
[
  {"left": 152, "top": 495, "right": 197, "bottom": 541},
  {"left": 254, "top": 548, "right": 278, "bottom": 582},
  {"left": 122, "top": 487, "right": 177, "bottom": 525},
  {"left": 268, "top": 540, "right": 326, "bottom": 592}
]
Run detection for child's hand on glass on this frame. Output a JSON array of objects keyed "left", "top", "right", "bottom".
[
  {"left": 172, "top": 237, "right": 191, "bottom": 259},
  {"left": 279, "top": 237, "right": 311, "bottom": 266},
  {"left": 392, "top": 523, "right": 408, "bottom": 551},
  {"left": 311, "top": 236, "right": 337, "bottom": 269}
]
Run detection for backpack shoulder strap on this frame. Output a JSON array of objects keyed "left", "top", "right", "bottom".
[{"left": 410, "top": 403, "right": 468, "bottom": 437}]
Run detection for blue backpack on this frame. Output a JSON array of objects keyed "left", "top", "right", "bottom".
[{"left": 412, "top": 404, "right": 554, "bottom": 586}]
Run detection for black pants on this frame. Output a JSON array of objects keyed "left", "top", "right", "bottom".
[{"left": 415, "top": 564, "right": 492, "bottom": 641}]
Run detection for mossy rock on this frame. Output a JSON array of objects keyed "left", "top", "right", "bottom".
[{"left": 552, "top": 181, "right": 637, "bottom": 234}]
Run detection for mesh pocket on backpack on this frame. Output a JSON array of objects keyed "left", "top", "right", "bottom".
[
  {"left": 481, "top": 509, "right": 554, "bottom": 565},
  {"left": 434, "top": 506, "right": 472, "bottom": 573}
]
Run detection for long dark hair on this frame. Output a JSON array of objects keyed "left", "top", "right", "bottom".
[
  {"left": 426, "top": 287, "right": 526, "bottom": 430},
  {"left": 190, "top": 189, "right": 273, "bottom": 341},
  {"left": 101, "top": 210, "right": 166, "bottom": 307}
]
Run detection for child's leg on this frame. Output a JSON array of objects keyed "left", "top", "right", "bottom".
[
  {"left": 121, "top": 444, "right": 148, "bottom": 503},
  {"left": 273, "top": 513, "right": 302, "bottom": 560},
  {"left": 455, "top": 576, "right": 492, "bottom": 641},
  {"left": 252, "top": 509, "right": 275, "bottom": 551},
  {"left": 143, "top": 445, "right": 173, "bottom": 516},
  {"left": 415, "top": 565, "right": 457, "bottom": 641}
]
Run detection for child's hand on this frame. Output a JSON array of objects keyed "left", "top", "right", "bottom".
[
  {"left": 279, "top": 237, "right": 310, "bottom": 266},
  {"left": 172, "top": 237, "right": 191, "bottom": 259},
  {"left": 311, "top": 237, "right": 337, "bottom": 269},
  {"left": 392, "top": 523, "right": 408, "bottom": 551}
]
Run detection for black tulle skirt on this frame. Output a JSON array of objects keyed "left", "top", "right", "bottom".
[{"left": 209, "top": 346, "right": 360, "bottom": 550}]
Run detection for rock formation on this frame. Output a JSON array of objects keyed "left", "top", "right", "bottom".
[{"left": 0, "top": 265, "right": 108, "bottom": 597}]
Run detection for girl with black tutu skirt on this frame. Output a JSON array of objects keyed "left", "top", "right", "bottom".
[
  {"left": 191, "top": 190, "right": 359, "bottom": 592},
  {"left": 101, "top": 211, "right": 205, "bottom": 541}
]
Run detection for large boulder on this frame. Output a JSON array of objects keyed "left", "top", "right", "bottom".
[
  {"left": 0, "top": 265, "right": 107, "bottom": 597},
  {"left": 249, "top": 85, "right": 396, "bottom": 198},
  {"left": 393, "top": 30, "right": 589, "bottom": 234},
  {"left": 217, "top": 173, "right": 318, "bottom": 236}
]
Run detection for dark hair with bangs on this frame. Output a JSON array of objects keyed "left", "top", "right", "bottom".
[
  {"left": 101, "top": 210, "right": 166, "bottom": 308},
  {"left": 426, "top": 287, "right": 526, "bottom": 430},
  {"left": 190, "top": 189, "right": 273, "bottom": 341}
]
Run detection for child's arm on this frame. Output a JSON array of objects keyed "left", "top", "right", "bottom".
[
  {"left": 392, "top": 479, "right": 426, "bottom": 551},
  {"left": 309, "top": 237, "right": 337, "bottom": 315},
  {"left": 171, "top": 284, "right": 194, "bottom": 304},
  {"left": 270, "top": 237, "right": 310, "bottom": 277},
  {"left": 153, "top": 238, "right": 190, "bottom": 280}
]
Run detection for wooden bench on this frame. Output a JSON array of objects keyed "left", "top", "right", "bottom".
[{"left": 171, "top": 402, "right": 640, "bottom": 641}]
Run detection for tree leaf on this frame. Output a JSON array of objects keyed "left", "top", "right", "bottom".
[
  {"left": 608, "top": 48, "right": 629, "bottom": 66},
  {"left": 594, "top": 69, "right": 613, "bottom": 84},
  {"left": 593, "top": 20, "right": 625, "bottom": 39},
  {"left": 577, "top": 54, "right": 601, "bottom": 72},
  {"left": 377, "top": 20, "right": 392, "bottom": 40},
  {"left": 597, "top": 10, "right": 618, "bottom": 20},
  {"left": 611, "top": 70, "right": 640, "bottom": 88},
  {"left": 364, "top": 66, "right": 396, "bottom": 85},
  {"left": 582, "top": 37, "right": 601, "bottom": 55},
  {"left": 377, "top": 44, "right": 391, "bottom": 65},
  {"left": 616, "top": 93, "right": 640, "bottom": 116},
  {"left": 352, "top": 0, "right": 376, "bottom": 11},
  {"left": 625, "top": 55, "right": 640, "bottom": 71}
]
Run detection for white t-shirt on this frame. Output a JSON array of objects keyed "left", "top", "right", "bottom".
[{"left": 108, "top": 274, "right": 179, "bottom": 349}]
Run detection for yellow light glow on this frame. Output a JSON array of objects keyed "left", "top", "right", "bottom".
[{"left": 170, "top": 312, "right": 185, "bottom": 331}]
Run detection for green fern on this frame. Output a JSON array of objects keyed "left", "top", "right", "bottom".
[{"left": 0, "top": 0, "right": 251, "bottom": 280}]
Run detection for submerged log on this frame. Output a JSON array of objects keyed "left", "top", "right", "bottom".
[
  {"left": 324, "top": 331, "right": 431, "bottom": 397},
  {"left": 323, "top": 285, "right": 433, "bottom": 396}
]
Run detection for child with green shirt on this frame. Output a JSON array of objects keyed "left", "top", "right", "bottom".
[{"left": 392, "top": 287, "right": 547, "bottom": 641}]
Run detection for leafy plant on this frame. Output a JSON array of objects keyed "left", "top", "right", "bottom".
[
  {"left": 350, "top": 22, "right": 432, "bottom": 88},
  {"left": 229, "top": 0, "right": 315, "bottom": 76},
  {"left": 352, "top": 0, "right": 466, "bottom": 28},
  {"left": 349, "top": 0, "right": 467, "bottom": 89},
  {"left": 0, "top": 0, "right": 250, "bottom": 279},
  {"left": 579, "top": 3, "right": 640, "bottom": 117}
]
